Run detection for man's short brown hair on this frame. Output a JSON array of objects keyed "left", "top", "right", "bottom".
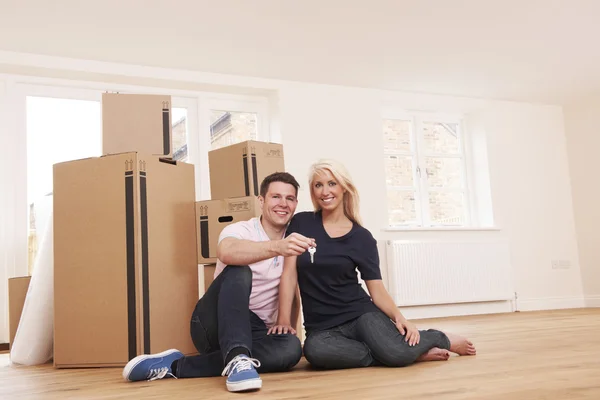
[{"left": 260, "top": 172, "right": 300, "bottom": 198}]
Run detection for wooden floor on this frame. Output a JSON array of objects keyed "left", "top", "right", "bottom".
[{"left": 1, "top": 309, "right": 599, "bottom": 399}]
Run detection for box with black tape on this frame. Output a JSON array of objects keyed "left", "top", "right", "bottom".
[
  {"left": 208, "top": 140, "right": 284, "bottom": 200},
  {"left": 102, "top": 93, "right": 173, "bottom": 158},
  {"left": 53, "top": 152, "right": 198, "bottom": 368},
  {"left": 195, "top": 196, "right": 262, "bottom": 264}
]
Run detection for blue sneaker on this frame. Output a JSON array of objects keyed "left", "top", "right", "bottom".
[
  {"left": 122, "top": 349, "right": 183, "bottom": 382},
  {"left": 221, "top": 355, "right": 262, "bottom": 392}
]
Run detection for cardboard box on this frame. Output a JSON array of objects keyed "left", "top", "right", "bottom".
[
  {"left": 53, "top": 152, "right": 198, "bottom": 368},
  {"left": 195, "top": 196, "right": 262, "bottom": 264},
  {"left": 203, "top": 265, "right": 216, "bottom": 291},
  {"left": 102, "top": 93, "right": 173, "bottom": 158},
  {"left": 8, "top": 276, "right": 31, "bottom": 347},
  {"left": 208, "top": 141, "right": 284, "bottom": 200}
]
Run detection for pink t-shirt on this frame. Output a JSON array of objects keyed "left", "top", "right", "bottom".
[{"left": 214, "top": 217, "right": 283, "bottom": 327}]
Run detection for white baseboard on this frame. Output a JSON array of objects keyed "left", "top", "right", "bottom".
[
  {"left": 397, "top": 296, "right": 594, "bottom": 320},
  {"left": 585, "top": 296, "right": 600, "bottom": 307},
  {"left": 516, "top": 296, "right": 586, "bottom": 311},
  {"left": 398, "top": 301, "right": 514, "bottom": 320}
]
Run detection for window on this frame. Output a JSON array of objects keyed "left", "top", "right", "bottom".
[
  {"left": 186, "top": 97, "right": 269, "bottom": 200},
  {"left": 26, "top": 94, "right": 102, "bottom": 273},
  {"left": 383, "top": 113, "right": 470, "bottom": 228},
  {"left": 209, "top": 110, "right": 258, "bottom": 150}
]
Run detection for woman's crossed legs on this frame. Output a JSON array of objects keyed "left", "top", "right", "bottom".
[{"left": 303, "top": 310, "right": 475, "bottom": 370}]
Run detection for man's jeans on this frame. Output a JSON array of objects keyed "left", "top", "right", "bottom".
[
  {"left": 175, "top": 265, "right": 302, "bottom": 378},
  {"left": 303, "top": 310, "right": 451, "bottom": 370}
]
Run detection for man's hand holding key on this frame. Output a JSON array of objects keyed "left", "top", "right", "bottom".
[{"left": 274, "top": 233, "right": 316, "bottom": 257}]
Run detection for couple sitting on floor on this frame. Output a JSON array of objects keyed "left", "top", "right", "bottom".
[{"left": 122, "top": 160, "right": 477, "bottom": 392}]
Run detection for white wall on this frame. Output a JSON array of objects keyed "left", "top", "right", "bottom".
[
  {"left": 564, "top": 98, "right": 600, "bottom": 306},
  {"left": 472, "top": 103, "right": 583, "bottom": 309},
  {"left": 0, "top": 79, "right": 8, "bottom": 343},
  {"left": 0, "top": 79, "right": 28, "bottom": 344},
  {"left": 278, "top": 83, "right": 584, "bottom": 312},
  {"left": 0, "top": 54, "right": 589, "bottom": 343}
]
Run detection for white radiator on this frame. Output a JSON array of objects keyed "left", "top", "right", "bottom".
[{"left": 385, "top": 240, "right": 514, "bottom": 306}]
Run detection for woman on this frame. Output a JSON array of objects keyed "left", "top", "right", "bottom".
[{"left": 269, "top": 159, "right": 476, "bottom": 370}]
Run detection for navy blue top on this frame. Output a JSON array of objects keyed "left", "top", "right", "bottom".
[{"left": 285, "top": 211, "right": 381, "bottom": 333}]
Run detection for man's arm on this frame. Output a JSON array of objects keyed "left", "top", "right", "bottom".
[
  {"left": 268, "top": 255, "right": 298, "bottom": 335},
  {"left": 217, "top": 237, "right": 279, "bottom": 266},
  {"left": 217, "top": 233, "right": 316, "bottom": 266}
]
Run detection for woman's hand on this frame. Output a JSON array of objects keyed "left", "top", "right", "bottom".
[
  {"left": 267, "top": 324, "right": 297, "bottom": 335},
  {"left": 395, "top": 318, "right": 420, "bottom": 346}
]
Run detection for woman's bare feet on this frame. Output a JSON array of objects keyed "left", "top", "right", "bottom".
[
  {"left": 445, "top": 332, "right": 477, "bottom": 356},
  {"left": 416, "top": 347, "right": 450, "bottom": 362}
]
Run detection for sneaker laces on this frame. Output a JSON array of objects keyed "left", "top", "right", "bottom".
[
  {"left": 221, "top": 356, "right": 261, "bottom": 377},
  {"left": 146, "top": 366, "right": 177, "bottom": 381}
]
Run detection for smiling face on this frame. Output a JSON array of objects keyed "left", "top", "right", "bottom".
[
  {"left": 311, "top": 169, "right": 345, "bottom": 213},
  {"left": 259, "top": 181, "right": 298, "bottom": 229}
]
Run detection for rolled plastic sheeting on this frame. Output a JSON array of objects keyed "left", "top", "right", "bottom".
[{"left": 10, "top": 212, "right": 54, "bottom": 365}]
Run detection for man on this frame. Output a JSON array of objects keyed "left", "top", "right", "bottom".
[{"left": 122, "top": 172, "right": 315, "bottom": 392}]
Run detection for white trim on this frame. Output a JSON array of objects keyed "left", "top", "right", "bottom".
[
  {"left": 0, "top": 78, "right": 8, "bottom": 343},
  {"left": 399, "top": 300, "right": 513, "bottom": 321},
  {"left": 0, "top": 73, "right": 270, "bottom": 104},
  {"left": 171, "top": 97, "right": 201, "bottom": 199},
  {"left": 196, "top": 99, "right": 211, "bottom": 200},
  {"left": 381, "top": 109, "right": 463, "bottom": 124},
  {"left": 585, "top": 296, "right": 600, "bottom": 307},
  {"left": 198, "top": 265, "right": 206, "bottom": 299},
  {"left": 516, "top": 296, "right": 586, "bottom": 311},
  {"left": 382, "top": 226, "right": 501, "bottom": 232},
  {"left": 0, "top": 80, "right": 29, "bottom": 343},
  {"left": 0, "top": 50, "right": 283, "bottom": 90}
]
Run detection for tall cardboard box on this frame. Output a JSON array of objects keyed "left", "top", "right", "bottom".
[
  {"left": 102, "top": 93, "right": 173, "bottom": 158},
  {"left": 196, "top": 196, "right": 261, "bottom": 264},
  {"left": 53, "top": 153, "right": 198, "bottom": 368},
  {"left": 8, "top": 276, "right": 31, "bottom": 347},
  {"left": 208, "top": 141, "right": 284, "bottom": 200}
]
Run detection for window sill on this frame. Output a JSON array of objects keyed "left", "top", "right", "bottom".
[{"left": 382, "top": 226, "right": 501, "bottom": 232}]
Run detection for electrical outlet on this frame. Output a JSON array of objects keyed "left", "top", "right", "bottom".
[
  {"left": 559, "top": 260, "right": 571, "bottom": 268},
  {"left": 551, "top": 259, "right": 571, "bottom": 269}
]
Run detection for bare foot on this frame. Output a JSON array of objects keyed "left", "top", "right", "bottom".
[
  {"left": 445, "top": 332, "right": 476, "bottom": 356},
  {"left": 417, "top": 347, "right": 450, "bottom": 362}
]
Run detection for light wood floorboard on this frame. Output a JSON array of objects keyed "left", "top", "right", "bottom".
[{"left": 1, "top": 309, "right": 599, "bottom": 399}]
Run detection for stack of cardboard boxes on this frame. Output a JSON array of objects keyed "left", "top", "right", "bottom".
[
  {"left": 52, "top": 93, "right": 199, "bottom": 368},
  {"left": 195, "top": 141, "right": 285, "bottom": 287},
  {"left": 8, "top": 92, "right": 299, "bottom": 368}
]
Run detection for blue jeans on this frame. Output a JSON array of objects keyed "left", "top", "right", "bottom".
[
  {"left": 303, "top": 310, "right": 450, "bottom": 369},
  {"left": 175, "top": 265, "right": 302, "bottom": 378}
]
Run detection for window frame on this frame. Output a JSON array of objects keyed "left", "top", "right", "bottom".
[
  {"left": 383, "top": 110, "right": 472, "bottom": 228},
  {"left": 196, "top": 93, "right": 270, "bottom": 199}
]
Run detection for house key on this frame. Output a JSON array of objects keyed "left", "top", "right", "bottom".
[{"left": 308, "top": 247, "right": 316, "bottom": 264}]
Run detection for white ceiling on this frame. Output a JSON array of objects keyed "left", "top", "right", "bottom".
[{"left": 1, "top": 0, "right": 599, "bottom": 104}]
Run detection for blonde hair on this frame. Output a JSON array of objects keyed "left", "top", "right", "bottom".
[{"left": 308, "top": 159, "right": 362, "bottom": 226}]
